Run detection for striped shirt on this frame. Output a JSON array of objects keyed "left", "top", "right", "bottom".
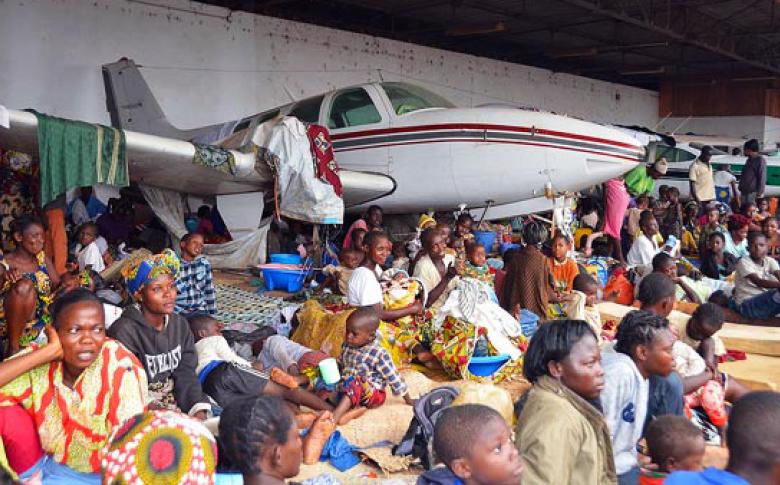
[{"left": 175, "top": 256, "right": 217, "bottom": 316}]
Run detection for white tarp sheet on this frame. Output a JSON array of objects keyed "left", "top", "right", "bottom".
[
  {"left": 139, "top": 183, "right": 267, "bottom": 269},
  {"left": 252, "top": 116, "right": 343, "bottom": 225}
]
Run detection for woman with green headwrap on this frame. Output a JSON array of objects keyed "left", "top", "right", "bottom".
[{"left": 107, "top": 249, "right": 212, "bottom": 420}]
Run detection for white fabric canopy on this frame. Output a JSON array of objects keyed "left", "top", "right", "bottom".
[{"left": 139, "top": 183, "right": 268, "bottom": 269}]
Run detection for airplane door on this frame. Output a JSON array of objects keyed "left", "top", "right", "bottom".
[{"left": 326, "top": 87, "right": 390, "bottom": 175}]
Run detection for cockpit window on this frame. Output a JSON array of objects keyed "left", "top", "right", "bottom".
[
  {"left": 655, "top": 144, "right": 697, "bottom": 164},
  {"left": 380, "top": 82, "right": 455, "bottom": 115},
  {"left": 288, "top": 96, "right": 324, "bottom": 123},
  {"left": 328, "top": 88, "right": 382, "bottom": 129}
]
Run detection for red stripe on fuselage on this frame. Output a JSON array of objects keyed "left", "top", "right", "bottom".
[
  {"left": 334, "top": 137, "right": 642, "bottom": 163},
  {"left": 330, "top": 123, "right": 640, "bottom": 151}
]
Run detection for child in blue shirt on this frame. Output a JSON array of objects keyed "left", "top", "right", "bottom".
[{"left": 665, "top": 391, "right": 780, "bottom": 485}]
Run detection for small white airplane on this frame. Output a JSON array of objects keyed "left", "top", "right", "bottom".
[
  {"left": 1, "top": 58, "right": 646, "bottom": 218},
  {"left": 643, "top": 137, "right": 780, "bottom": 200}
]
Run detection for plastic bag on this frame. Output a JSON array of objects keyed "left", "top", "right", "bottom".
[{"left": 451, "top": 382, "right": 514, "bottom": 425}]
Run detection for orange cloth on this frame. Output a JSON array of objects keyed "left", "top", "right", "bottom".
[
  {"left": 43, "top": 208, "right": 67, "bottom": 276},
  {"left": 0, "top": 340, "right": 148, "bottom": 473},
  {"left": 548, "top": 257, "right": 579, "bottom": 293}
]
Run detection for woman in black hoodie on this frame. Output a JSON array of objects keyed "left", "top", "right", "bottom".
[{"left": 108, "top": 249, "right": 211, "bottom": 419}]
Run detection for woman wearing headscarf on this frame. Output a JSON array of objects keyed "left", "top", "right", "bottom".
[
  {"left": 342, "top": 205, "right": 384, "bottom": 249},
  {"left": 107, "top": 249, "right": 212, "bottom": 419}
]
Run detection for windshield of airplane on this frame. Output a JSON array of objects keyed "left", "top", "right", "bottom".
[{"left": 381, "top": 82, "right": 455, "bottom": 115}]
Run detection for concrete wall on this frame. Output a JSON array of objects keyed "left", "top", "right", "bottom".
[
  {"left": 658, "top": 116, "right": 780, "bottom": 149},
  {"left": 0, "top": 0, "right": 658, "bottom": 129}
]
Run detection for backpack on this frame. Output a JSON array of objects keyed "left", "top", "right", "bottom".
[{"left": 392, "top": 386, "right": 460, "bottom": 470}]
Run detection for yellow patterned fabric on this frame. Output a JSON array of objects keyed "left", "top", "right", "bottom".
[
  {"left": 431, "top": 316, "right": 526, "bottom": 384},
  {"left": 291, "top": 300, "right": 355, "bottom": 359},
  {"left": 0, "top": 339, "right": 148, "bottom": 473},
  {"left": 0, "top": 251, "right": 53, "bottom": 349}
]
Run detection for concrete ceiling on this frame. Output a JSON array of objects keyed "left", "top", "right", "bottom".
[{"left": 197, "top": 0, "right": 780, "bottom": 90}]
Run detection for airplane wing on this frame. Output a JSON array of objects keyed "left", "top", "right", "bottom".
[{"left": 0, "top": 108, "right": 395, "bottom": 207}]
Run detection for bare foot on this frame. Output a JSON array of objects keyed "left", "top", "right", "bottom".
[
  {"left": 337, "top": 406, "right": 368, "bottom": 425},
  {"left": 270, "top": 368, "right": 299, "bottom": 390},
  {"left": 303, "top": 411, "right": 336, "bottom": 464},
  {"left": 295, "top": 412, "right": 318, "bottom": 430}
]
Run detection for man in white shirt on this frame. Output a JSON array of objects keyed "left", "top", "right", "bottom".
[
  {"left": 601, "top": 310, "right": 676, "bottom": 485},
  {"left": 735, "top": 231, "right": 780, "bottom": 319},
  {"left": 688, "top": 146, "right": 715, "bottom": 207}
]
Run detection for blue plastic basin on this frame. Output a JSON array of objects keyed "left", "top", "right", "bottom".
[
  {"left": 261, "top": 267, "right": 306, "bottom": 292},
  {"left": 468, "top": 354, "right": 511, "bottom": 377},
  {"left": 270, "top": 253, "right": 302, "bottom": 265}
]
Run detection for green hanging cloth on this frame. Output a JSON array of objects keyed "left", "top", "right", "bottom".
[{"left": 31, "top": 111, "right": 129, "bottom": 206}]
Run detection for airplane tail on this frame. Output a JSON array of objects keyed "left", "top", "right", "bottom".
[{"left": 102, "top": 58, "right": 189, "bottom": 139}]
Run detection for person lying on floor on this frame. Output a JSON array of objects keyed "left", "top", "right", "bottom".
[
  {"left": 107, "top": 249, "right": 211, "bottom": 419},
  {"left": 330, "top": 306, "right": 414, "bottom": 425},
  {"left": 0, "top": 289, "right": 147, "bottom": 484},
  {"left": 188, "top": 315, "right": 333, "bottom": 413},
  {"left": 253, "top": 328, "right": 330, "bottom": 388},
  {"left": 175, "top": 232, "right": 217, "bottom": 320},
  {"left": 734, "top": 230, "right": 780, "bottom": 319}
]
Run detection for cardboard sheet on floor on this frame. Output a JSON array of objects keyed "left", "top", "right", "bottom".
[
  {"left": 720, "top": 354, "right": 780, "bottom": 391},
  {"left": 596, "top": 302, "right": 780, "bottom": 357}
]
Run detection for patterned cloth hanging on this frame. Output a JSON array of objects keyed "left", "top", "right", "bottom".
[
  {"left": 306, "top": 124, "right": 342, "bottom": 196},
  {"left": 193, "top": 143, "right": 237, "bottom": 176}
]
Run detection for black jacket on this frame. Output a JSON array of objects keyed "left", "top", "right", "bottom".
[
  {"left": 700, "top": 251, "right": 738, "bottom": 280},
  {"left": 108, "top": 306, "right": 209, "bottom": 413}
]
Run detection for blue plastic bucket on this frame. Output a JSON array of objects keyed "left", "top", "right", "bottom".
[
  {"left": 519, "top": 309, "right": 540, "bottom": 338},
  {"left": 473, "top": 231, "right": 497, "bottom": 252},
  {"left": 270, "top": 253, "right": 302, "bottom": 265},
  {"left": 468, "top": 354, "right": 511, "bottom": 376},
  {"left": 261, "top": 267, "right": 307, "bottom": 292}
]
